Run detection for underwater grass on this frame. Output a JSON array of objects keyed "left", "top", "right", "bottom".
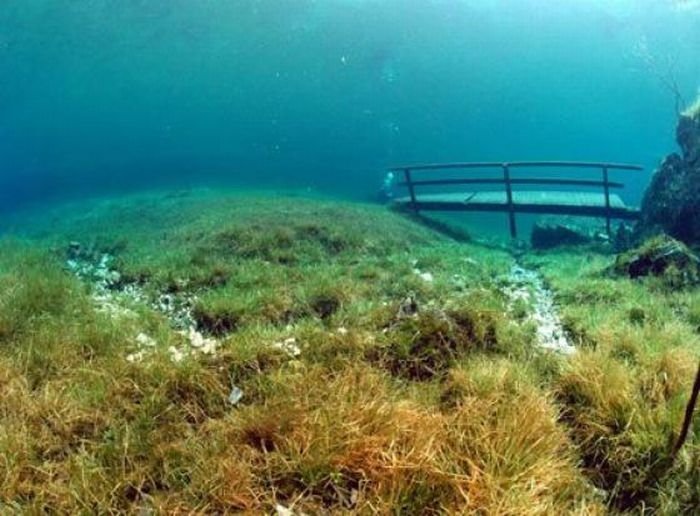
[
  {"left": 0, "top": 190, "right": 699, "bottom": 513},
  {"left": 522, "top": 249, "right": 700, "bottom": 513}
]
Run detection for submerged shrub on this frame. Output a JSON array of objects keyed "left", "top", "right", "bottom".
[
  {"left": 304, "top": 277, "right": 353, "bottom": 322},
  {"left": 309, "top": 293, "right": 341, "bottom": 320},
  {"left": 207, "top": 219, "right": 360, "bottom": 265},
  {"left": 628, "top": 306, "right": 647, "bottom": 326},
  {"left": 374, "top": 305, "right": 499, "bottom": 381},
  {"left": 555, "top": 348, "right": 694, "bottom": 510},
  {"left": 685, "top": 296, "right": 700, "bottom": 331},
  {"left": 190, "top": 364, "right": 599, "bottom": 514},
  {"left": 0, "top": 254, "right": 81, "bottom": 343},
  {"left": 612, "top": 235, "right": 700, "bottom": 287},
  {"left": 192, "top": 303, "right": 240, "bottom": 336}
]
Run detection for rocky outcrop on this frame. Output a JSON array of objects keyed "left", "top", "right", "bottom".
[
  {"left": 637, "top": 108, "right": 700, "bottom": 243},
  {"left": 677, "top": 110, "right": 700, "bottom": 165},
  {"left": 612, "top": 235, "right": 700, "bottom": 285},
  {"left": 530, "top": 216, "right": 608, "bottom": 249}
]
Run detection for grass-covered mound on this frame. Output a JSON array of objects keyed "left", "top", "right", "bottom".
[
  {"left": 522, "top": 249, "right": 700, "bottom": 513},
  {"left": 0, "top": 190, "right": 698, "bottom": 513}
]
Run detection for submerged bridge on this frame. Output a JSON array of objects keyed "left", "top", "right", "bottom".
[{"left": 390, "top": 161, "right": 642, "bottom": 238}]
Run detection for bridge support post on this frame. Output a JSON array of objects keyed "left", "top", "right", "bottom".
[
  {"left": 602, "top": 166, "right": 612, "bottom": 239},
  {"left": 404, "top": 168, "right": 419, "bottom": 213},
  {"left": 503, "top": 164, "right": 517, "bottom": 238}
]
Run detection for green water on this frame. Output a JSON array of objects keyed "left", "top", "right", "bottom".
[{"left": 1, "top": 1, "right": 699, "bottom": 223}]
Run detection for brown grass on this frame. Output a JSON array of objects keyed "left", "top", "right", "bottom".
[{"left": 2, "top": 194, "right": 700, "bottom": 513}]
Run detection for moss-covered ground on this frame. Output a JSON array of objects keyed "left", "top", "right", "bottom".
[{"left": 1, "top": 190, "right": 699, "bottom": 514}]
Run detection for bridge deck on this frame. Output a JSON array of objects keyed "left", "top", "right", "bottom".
[{"left": 394, "top": 190, "right": 640, "bottom": 219}]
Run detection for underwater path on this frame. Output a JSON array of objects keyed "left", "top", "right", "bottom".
[{"left": 391, "top": 161, "right": 642, "bottom": 238}]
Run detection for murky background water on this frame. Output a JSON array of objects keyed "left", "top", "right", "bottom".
[{"left": 1, "top": 1, "right": 699, "bottom": 217}]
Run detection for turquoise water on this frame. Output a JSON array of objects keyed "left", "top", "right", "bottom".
[{"left": 1, "top": 1, "right": 699, "bottom": 214}]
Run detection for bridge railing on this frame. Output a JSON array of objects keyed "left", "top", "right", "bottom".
[{"left": 388, "top": 161, "right": 643, "bottom": 238}]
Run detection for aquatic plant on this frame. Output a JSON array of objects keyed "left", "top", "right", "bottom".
[
  {"left": 372, "top": 302, "right": 501, "bottom": 381},
  {"left": 1, "top": 191, "right": 699, "bottom": 513},
  {"left": 523, "top": 249, "right": 700, "bottom": 511},
  {"left": 612, "top": 235, "right": 700, "bottom": 287}
]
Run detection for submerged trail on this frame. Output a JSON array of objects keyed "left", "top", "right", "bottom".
[{"left": 503, "top": 262, "right": 575, "bottom": 355}]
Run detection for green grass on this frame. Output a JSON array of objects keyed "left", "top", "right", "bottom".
[
  {"left": 522, "top": 249, "right": 700, "bottom": 513},
  {"left": 0, "top": 189, "right": 699, "bottom": 513}
]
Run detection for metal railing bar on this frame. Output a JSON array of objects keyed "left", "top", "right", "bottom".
[
  {"left": 399, "top": 178, "right": 626, "bottom": 188},
  {"left": 391, "top": 160, "right": 643, "bottom": 239},
  {"left": 603, "top": 165, "right": 612, "bottom": 237},
  {"left": 402, "top": 201, "right": 641, "bottom": 218},
  {"left": 403, "top": 168, "right": 418, "bottom": 213},
  {"left": 503, "top": 164, "right": 517, "bottom": 238},
  {"left": 388, "top": 161, "right": 643, "bottom": 172},
  {"left": 508, "top": 161, "right": 642, "bottom": 171},
  {"left": 397, "top": 178, "right": 505, "bottom": 187}
]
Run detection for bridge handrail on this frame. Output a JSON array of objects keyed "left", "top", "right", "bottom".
[
  {"left": 388, "top": 161, "right": 643, "bottom": 172},
  {"left": 398, "top": 178, "right": 626, "bottom": 189},
  {"left": 388, "top": 160, "right": 643, "bottom": 238}
]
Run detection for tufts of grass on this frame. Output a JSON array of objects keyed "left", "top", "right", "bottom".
[
  {"left": 3, "top": 191, "right": 700, "bottom": 513},
  {"left": 524, "top": 248, "right": 700, "bottom": 511},
  {"left": 373, "top": 300, "right": 502, "bottom": 381},
  {"left": 185, "top": 363, "right": 600, "bottom": 514},
  {"left": 554, "top": 346, "right": 694, "bottom": 510}
]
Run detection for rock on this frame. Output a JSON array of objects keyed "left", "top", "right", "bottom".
[
  {"left": 502, "top": 265, "right": 574, "bottom": 354},
  {"left": 637, "top": 107, "right": 700, "bottom": 244},
  {"left": 531, "top": 221, "right": 592, "bottom": 249},
  {"left": 228, "top": 385, "right": 243, "bottom": 406},
  {"left": 135, "top": 333, "right": 156, "bottom": 348},
  {"left": 126, "top": 351, "right": 145, "bottom": 363},
  {"left": 613, "top": 223, "right": 635, "bottom": 252},
  {"left": 271, "top": 337, "right": 301, "bottom": 357},
  {"left": 530, "top": 216, "right": 613, "bottom": 250},
  {"left": 612, "top": 235, "right": 700, "bottom": 284},
  {"left": 678, "top": 110, "right": 700, "bottom": 165},
  {"left": 397, "top": 295, "right": 418, "bottom": 318},
  {"left": 418, "top": 271, "right": 434, "bottom": 282},
  {"left": 168, "top": 346, "right": 186, "bottom": 363},
  {"left": 68, "top": 241, "right": 82, "bottom": 259},
  {"left": 183, "top": 327, "right": 218, "bottom": 354},
  {"left": 275, "top": 505, "right": 294, "bottom": 516},
  {"left": 412, "top": 266, "right": 435, "bottom": 282}
]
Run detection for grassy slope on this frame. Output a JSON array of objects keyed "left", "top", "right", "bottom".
[
  {"left": 522, "top": 251, "right": 700, "bottom": 514},
  {"left": 0, "top": 190, "right": 698, "bottom": 514}
]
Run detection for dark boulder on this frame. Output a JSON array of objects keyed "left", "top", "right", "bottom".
[
  {"left": 612, "top": 235, "right": 700, "bottom": 285},
  {"left": 637, "top": 107, "right": 700, "bottom": 244},
  {"left": 531, "top": 223, "right": 590, "bottom": 249},
  {"left": 530, "top": 217, "right": 607, "bottom": 249},
  {"left": 677, "top": 109, "right": 700, "bottom": 165}
]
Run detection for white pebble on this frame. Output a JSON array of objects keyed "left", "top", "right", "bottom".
[
  {"left": 271, "top": 337, "right": 301, "bottom": 357},
  {"left": 418, "top": 272, "right": 434, "bottom": 283},
  {"left": 503, "top": 265, "right": 574, "bottom": 354},
  {"left": 135, "top": 332, "right": 156, "bottom": 348},
  {"left": 126, "top": 351, "right": 145, "bottom": 363},
  {"left": 228, "top": 386, "right": 243, "bottom": 406},
  {"left": 168, "top": 346, "right": 185, "bottom": 363}
]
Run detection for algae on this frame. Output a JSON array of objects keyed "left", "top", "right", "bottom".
[{"left": 0, "top": 191, "right": 698, "bottom": 513}]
